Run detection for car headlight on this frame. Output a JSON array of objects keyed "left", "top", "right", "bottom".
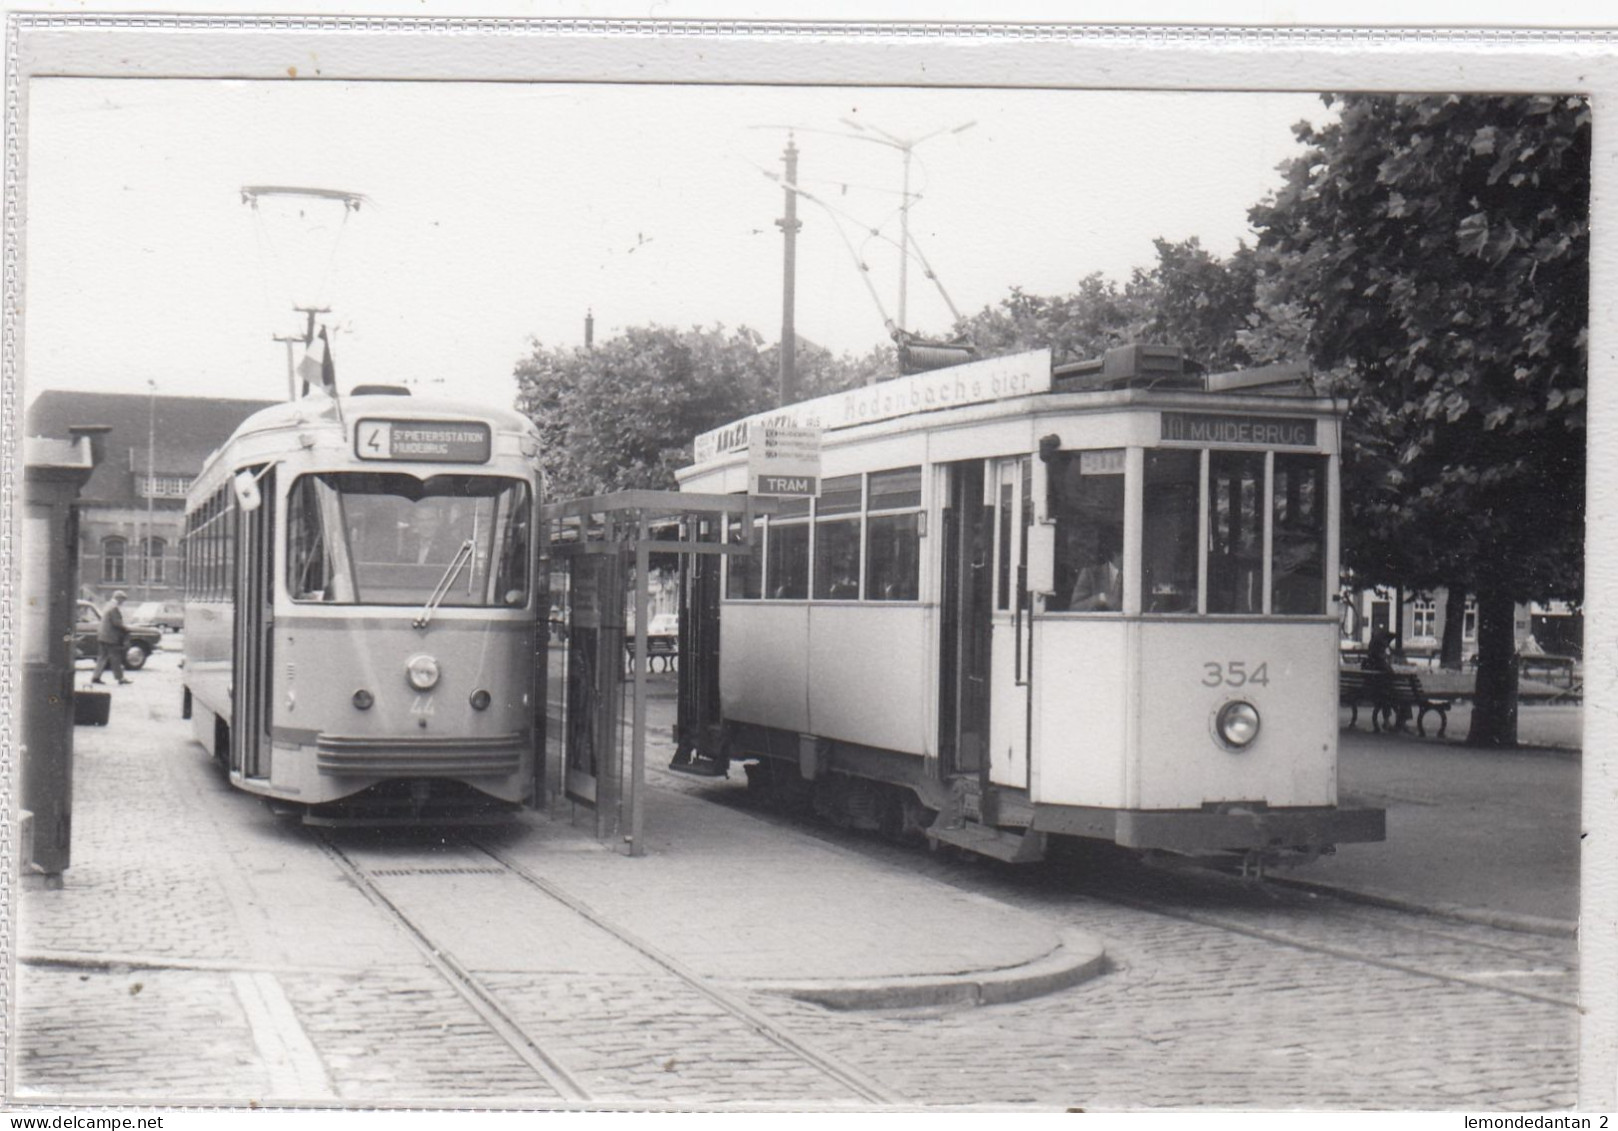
[
  {"left": 406, "top": 654, "right": 441, "bottom": 691},
  {"left": 1216, "top": 700, "right": 1261, "bottom": 749}
]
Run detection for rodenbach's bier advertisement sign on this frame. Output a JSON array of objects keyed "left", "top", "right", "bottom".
[{"left": 692, "top": 349, "right": 1053, "bottom": 465}]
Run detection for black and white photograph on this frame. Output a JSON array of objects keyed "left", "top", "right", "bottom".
[{"left": 7, "top": 7, "right": 1613, "bottom": 1119}]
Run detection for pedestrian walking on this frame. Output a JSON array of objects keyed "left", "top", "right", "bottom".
[{"left": 90, "top": 589, "right": 133, "bottom": 686}]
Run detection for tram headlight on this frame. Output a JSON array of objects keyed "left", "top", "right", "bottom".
[
  {"left": 470, "top": 689, "right": 491, "bottom": 711},
  {"left": 352, "top": 689, "right": 374, "bottom": 711},
  {"left": 406, "top": 654, "right": 441, "bottom": 691},
  {"left": 1216, "top": 700, "right": 1261, "bottom": 749}
]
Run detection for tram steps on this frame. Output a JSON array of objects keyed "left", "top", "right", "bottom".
[{"left": 928, "top": 820, "right": 1047, "bottom": 865}]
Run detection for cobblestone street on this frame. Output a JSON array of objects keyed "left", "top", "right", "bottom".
[{"left": 12, "top": 654, "right": 1584, "bottom": 1110}]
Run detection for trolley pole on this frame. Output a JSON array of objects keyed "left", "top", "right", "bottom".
[
  {"left": 776, "top": 134, "right": 801, "bottom": 408},
  {"left": 272, "top": 332, "right": 303, "bottom": 401}
]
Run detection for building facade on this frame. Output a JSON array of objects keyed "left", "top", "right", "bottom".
[
  {"left": 1340, "top": 585, "right": 1583, "bottom": 661},
  {"left": 26, "top": 391, "right": 277, "bottom": 609}
]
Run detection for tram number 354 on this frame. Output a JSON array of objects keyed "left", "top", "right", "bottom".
[{"left": 1201, "top": 661, "right": 1271, "bottom": 688}]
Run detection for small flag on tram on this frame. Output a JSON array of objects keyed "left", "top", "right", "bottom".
[{"left": 298, "top": 327, "right": 337, "bottom": 396}]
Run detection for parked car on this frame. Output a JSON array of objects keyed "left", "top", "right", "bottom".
[
  {"left": 130, "top": 600, "right": 185, "bottom": 633},
  {"left": 75, "top": 600, "right": 163, "bottom": 670}
]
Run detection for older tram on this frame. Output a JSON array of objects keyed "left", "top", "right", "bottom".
[
  {"left": 182, "top": 390, "right": 543, "bottom": 822},
  {"left": 676, "top": 345, "right": 1384, "bottom": 868}
]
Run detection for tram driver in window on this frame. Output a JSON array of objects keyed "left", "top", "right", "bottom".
[{"left": 1070, "top": 537, "right": 1123, "bottom": 612}]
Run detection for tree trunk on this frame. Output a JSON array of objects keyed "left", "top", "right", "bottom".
[
  {"left": 1466, "top": 588, "right": 1519, "bottom": 748},
  {"left": 1440, "top": 585, "right": 1468, "bottom": 670}
]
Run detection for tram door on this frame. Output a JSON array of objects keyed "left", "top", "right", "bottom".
[
  {"left": 231, "top": 465, "right": 275, "bottom": 780},
  {"left": 938, "top": 460, "right": 994, "bottom": 780}
]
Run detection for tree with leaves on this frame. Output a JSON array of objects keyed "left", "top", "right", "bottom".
[
  {"left": 1248, "top": 93, "right": 1588, "bottom": 746},
  {"left": 955, "top": 238, "right": 1256, "bottom": 374},
  {"left": 514, "top": 323, "right": 881, "bottom": 498}
]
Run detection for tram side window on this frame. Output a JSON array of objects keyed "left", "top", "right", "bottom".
[
  {"left": 1207, "top": 450, "right": 1266, "bottom": 614},
  {"left": 1271, "top": 453, "right": 1328, "bottom": 615},
  {"left": 1142, "top": 450, "right": 1199, "bottom": 614},
  {"left": 766, "top": 497, "right": 810, "bottom": 600},
  {"left": 865, "top": 466, "right": 921, "bottom": 602},
  {"left": 287, "top": 476, "right": 337, "bottom": 601},
  {"left": 813, "top": 475, "right": 862, "bottom": 600},
  {"left": 491, "top": 489, "right": 532, "bottom": 606},
  {"left": 725, "top": 510, "right": 762, "bottom": 600},
  {"left": 1047, "top": 449, "right": 1125, "bottom": 613}
]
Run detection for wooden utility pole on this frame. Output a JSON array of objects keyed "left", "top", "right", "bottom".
[{"left": 776, "top": 134, "right": 801, "bottom": 407}]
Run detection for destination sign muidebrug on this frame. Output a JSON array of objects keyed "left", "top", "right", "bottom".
[
  {"left": 1160, "top": 412, "right": 1317, "bottom": 447},
  {"left": 356, "top": 419, "right": 493, "bottom": 463}
]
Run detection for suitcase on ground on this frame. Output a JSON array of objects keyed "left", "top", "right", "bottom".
[{"left": 73, "top": 689, "right": 111, "bottom": 726}]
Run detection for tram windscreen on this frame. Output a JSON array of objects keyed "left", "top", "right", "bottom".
[
  {"left": 287, "top": 472, "right": 531, "bottom": 607},
  {"left": 1046, "top": 449, "right": 1126, "bottom": 613}
]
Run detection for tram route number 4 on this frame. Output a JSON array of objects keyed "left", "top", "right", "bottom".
[{"left": 1201, "top": 661, "right": 1270, "bottom": 688}]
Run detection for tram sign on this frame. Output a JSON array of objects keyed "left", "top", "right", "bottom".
[
  {"left": 1160, "top": 412, "right": 1317, "bottom": 447},
  {"left": 355, "top": 419, "right": 492, "bottom": 463},
  {"left": 748, "top": 422, "right": 822, "bottom": 497}
]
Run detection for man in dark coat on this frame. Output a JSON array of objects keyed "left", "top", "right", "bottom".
[{"left": 91, "top": 589, "right": 133, "bottom": 685}]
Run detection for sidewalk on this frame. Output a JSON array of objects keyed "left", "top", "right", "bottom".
[{"left": 14, "top": 652, "right": 1107, "bottom": 1102}]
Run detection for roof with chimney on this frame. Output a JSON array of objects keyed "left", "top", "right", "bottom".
[{"left": 26, "top": 390, "right": 278, "bottom": 507}]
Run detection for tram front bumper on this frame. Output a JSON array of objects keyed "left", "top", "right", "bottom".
[{"left": 1033, "top": 803, "right": 1386, "bottom": 852}]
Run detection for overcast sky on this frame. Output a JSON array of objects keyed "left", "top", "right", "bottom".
[{"left": 22, "top": 79, "right": 1329, "bottom": 412}]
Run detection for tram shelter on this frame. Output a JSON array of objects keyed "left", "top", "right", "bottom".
[{"left": 540, "top": 490, "right": 771, "bottom": 856}]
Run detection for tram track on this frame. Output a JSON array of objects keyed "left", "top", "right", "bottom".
[
  {"left": 313, "top": 829, "right": 904, "bottom": 1105},
  {"left": 649, "top": 769, "right": 1580, "bottom": 1013},
  {"left": 1082, "top": 888, "right": 1580, "bottom": 1010}
]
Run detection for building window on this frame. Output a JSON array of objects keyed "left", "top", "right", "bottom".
[
  {"left": 140, "top": 537, "right": 167, "bottom": 585},
  {"left": 1412, "top": 598, "right": 1437, "bottom": 641},
  {"left": 1463, "top": 598, "right": 1478, "bottom": 643},
  {"left": 101, "top": 537, "right": 127, "bottom": 583},
  {"left": 138, "top": 475, "right": 193, "bottom": 499}
]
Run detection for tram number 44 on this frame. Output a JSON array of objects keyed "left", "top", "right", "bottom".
[{"left": 1202, "top": 661, "right": 1271, "bottom": 688}]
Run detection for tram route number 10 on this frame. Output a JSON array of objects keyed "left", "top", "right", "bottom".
[{"left": 1201, "top": 661, "right": 1271, "bottom": 688}]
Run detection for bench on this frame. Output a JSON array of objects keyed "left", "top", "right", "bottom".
[
  {"left": 1339, "top": 669, "right": 1455, "bottom": 737},
  {"left": 1520, "top": 654, "right": 1578, "bottom": 688},
  {"left": 624, "top": 634, "right": 679, "bottom": 673}
]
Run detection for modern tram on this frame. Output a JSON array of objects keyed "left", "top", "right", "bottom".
[
  {"left": 182, "top": 389, "right": 544, "bottom": 822},
  {"left": 675, "top": 344, "right": 1385, "bottom": 868}
]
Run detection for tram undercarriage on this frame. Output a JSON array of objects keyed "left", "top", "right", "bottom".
[{"left": 710, "top": 721, "right": 1384, "bottom": 871}]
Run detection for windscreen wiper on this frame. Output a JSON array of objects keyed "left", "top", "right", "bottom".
[{"left": 413, "top": 539, "right": 475, "bottom": 629}]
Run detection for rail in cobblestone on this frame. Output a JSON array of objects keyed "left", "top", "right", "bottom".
[{"left": 314, "top": 831, "right": 904, "bottom": 1106}]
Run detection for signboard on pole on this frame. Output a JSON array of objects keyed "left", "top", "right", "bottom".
[{"left": 748, "top": 422, "right": 822, "bottom": 497}]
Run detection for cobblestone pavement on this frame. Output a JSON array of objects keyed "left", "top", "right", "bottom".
[
  {"left": 647, "top": 761, "right": 1581, "bottom": 1111},
  {"left": 12, "top": 656, "right": 1583, "bottom": 1110}
]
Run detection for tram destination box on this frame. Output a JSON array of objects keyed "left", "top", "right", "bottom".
[{"left": 355, "top": 418, "right": 492, "bottom": 463}]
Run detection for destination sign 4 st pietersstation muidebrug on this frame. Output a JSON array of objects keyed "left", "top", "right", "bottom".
[
  {"left": 355, "top": 419, "right": 493, "bottom": 463},
  {"left": 748, "top": 422, "right": 822, "bottom": 497}
]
